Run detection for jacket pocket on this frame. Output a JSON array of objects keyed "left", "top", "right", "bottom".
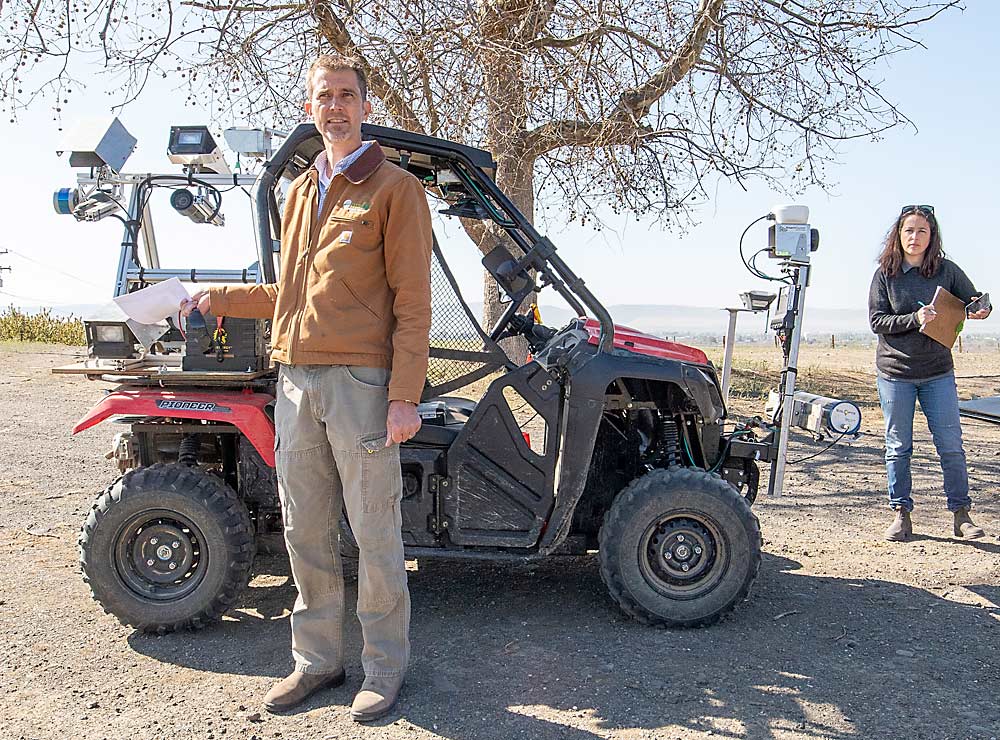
[
  {"left": 340, "top": 277, "right": 382, "bottom": 320},
  {"left": 329, "top": 213, "right": 375, "bottom": 229}
]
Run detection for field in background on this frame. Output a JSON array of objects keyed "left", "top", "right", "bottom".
[
  {"left": 704, "top": 342, "right": 1000, "bottom": 414},
  {"left": 0, "top": 305, "right": 85, "bottom": 344}
]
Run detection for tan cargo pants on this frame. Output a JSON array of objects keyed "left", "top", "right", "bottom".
[{"left": 274, "top": 363, "right": 410, "bottom": 678}]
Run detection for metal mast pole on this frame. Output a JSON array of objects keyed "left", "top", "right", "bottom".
[{"left": 768, "top": 263, "right": 810, "bottom": 497}]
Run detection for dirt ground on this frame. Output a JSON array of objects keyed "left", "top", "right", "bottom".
[{"left": 1, "top": 342, "right": 998, "bottom": 740}]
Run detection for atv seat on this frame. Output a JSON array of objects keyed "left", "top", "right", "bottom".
[{"left": 409, "top": 397, "right": 475, "bottom": 446}]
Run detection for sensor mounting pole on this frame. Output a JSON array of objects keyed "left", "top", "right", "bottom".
[{"left": 769, "top": 262, "right": 810, "bottom": 497}]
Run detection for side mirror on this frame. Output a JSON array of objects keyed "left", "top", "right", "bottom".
[{"left": 482, "top": 244, "right": 534, "bottom": 303}]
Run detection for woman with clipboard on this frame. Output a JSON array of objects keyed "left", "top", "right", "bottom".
[{"left": 868, "top": 205, "right": 991, "bottom": 542}]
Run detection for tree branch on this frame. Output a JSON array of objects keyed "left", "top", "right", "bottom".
[{"left": 523, "top": 0, "right": 724, "bottom": 157}]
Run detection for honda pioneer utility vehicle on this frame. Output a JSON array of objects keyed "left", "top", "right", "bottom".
[{"left": 56, "top": 122, "right": 777, "bottom": 634}]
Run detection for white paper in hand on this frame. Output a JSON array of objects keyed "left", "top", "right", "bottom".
[{"left": 113, "top": 278, "right": 190, "bottom": 324}]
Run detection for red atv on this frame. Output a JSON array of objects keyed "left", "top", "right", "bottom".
[{"left": 61, "top": 124, "right": 771, "bottom": 634}]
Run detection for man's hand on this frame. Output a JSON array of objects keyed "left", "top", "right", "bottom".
[
  {"left": 180, "top": 291, "right": 211, "bottom": 317},
  {"left": 969, "top": 308, "right": 991, "bottom": 321},
  {"left": 917, "top": 305, "right": 937, "bottom": 325},
  {"left": 386, "top": 400, "right": 421, "bottom": 446}
]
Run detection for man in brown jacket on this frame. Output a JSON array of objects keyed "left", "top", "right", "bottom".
[{"left": 182, "top": 54, "right": 432, "bottom": 721}]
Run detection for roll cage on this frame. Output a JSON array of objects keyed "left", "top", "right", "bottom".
[{"left": 253, "top": 123, "right": 616, "bottom": 356}]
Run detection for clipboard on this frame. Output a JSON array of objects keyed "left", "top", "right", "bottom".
[{"left": 919, "top": 286, "right": 966, "bottom": 349}]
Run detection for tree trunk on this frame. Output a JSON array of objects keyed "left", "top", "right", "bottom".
[
  {"left": 479, "top": 148, "right": 537, "bottom": 358},
  {"left": 477, "top": 4, "right": 538, "bottom": 363}
]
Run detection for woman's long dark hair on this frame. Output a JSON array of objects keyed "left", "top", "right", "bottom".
[{"left": 877, "top": 210, "right": 944, "bottom": 278}]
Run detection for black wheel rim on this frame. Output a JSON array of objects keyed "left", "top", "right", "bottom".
[
  {"left": 113, "top": 509, "right": 208, "bottom": 602},
  {"left": 639, "top": 513, "right": 728, "bottom": 600}
]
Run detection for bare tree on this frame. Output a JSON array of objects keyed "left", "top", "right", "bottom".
[{"left": 0, "top": 0, "right": 960, "bottom": 330}]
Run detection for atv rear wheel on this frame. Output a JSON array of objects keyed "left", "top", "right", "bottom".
[
  {"left": 599, "top": 467, "right": 761, "bottom": 628},
  {"left": 79, "top": 463, "right": 255, "bottom": 633}
]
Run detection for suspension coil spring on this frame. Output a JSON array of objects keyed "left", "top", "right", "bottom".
[
  {"left": 178, "top": 435, "right": 200, "bottom": 466},
  {"left": 659, "top": 416, "right": 680, "bottom": 467}
]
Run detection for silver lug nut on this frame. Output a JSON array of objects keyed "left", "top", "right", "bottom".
[
  {"left": 664, "top": 552, "right": 672, "bottom": 560},
  {"left": 150, "top": 537, "right": 158, "bottom": 545},
  {"left": 146, "top": 559, "right": 154, "bottom": 566},
  {"left": 168, "top": 563, "right": 177, "bottom": 570},
  {"left": 681, "top": 563, "right": 690, "bottom": 572},
  {"left": 694, "top": 546, "right": 703, "bottom": 554},
  {"left": 677, "top": 534, "right": 685, "bottom": 542},
  {"left": 172, "top": 541, "right": 180, "bottom": 549}
]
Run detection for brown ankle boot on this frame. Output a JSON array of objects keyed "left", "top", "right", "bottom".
[
  {"left": 953, "top": 508, "right": 985, "bottom": 539},
  {"left": 262, "top": 668, "right": 346, "bottom": 713},
  {"left": 351, "top": 674, "right": 404, "bottom": 722},
  {"left": 885, "top": 510, "right": 912, "bottom": 542}
]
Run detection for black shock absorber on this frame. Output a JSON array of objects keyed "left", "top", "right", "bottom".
[
  {"left": 178, "top": 435, "right": 200, "bottom": 466},
  {"left": 659, "top": 416, "right": 680, "bottom": 468}
]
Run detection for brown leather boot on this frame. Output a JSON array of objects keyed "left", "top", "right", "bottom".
[
  {"left": 884, "top": 509, "right": 912, "bottom": 542},
  {"left": 953, "top": 507, "right": 985, "bottom": 539},
  {"left": 350, "top": 674, "right": 404, "bottom": 722},
  {"left": 262, "top": 668, "right": 346, "bottom": 713}
]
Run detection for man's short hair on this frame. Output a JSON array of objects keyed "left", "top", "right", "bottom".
[{"left": 306, "top": 55, "right": 368, "bottom": 101}]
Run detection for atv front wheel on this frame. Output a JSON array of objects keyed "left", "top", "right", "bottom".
[
  {"left": 599, "top": 467, "right": 761, "bottom": 628},
  {"left": 79, "top": 463, "right": 255, "bottom": 633}
]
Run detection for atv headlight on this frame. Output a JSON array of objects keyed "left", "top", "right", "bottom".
[{"left": 94, "top": 324, "right": 127, "bottom": 343}]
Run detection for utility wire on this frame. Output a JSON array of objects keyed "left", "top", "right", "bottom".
[
  {"left": 0, "top": 284, "right": 101, "bottom": 308},
  {"left": 0, "top": 288, "right": 76, "bottom": 304},
  {"left": 2, "top": 248, "right": 105, "bottom": 289}
]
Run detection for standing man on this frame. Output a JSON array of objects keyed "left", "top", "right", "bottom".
[{"left": 182, "top": 54, "right": 432, "bottom": 721}]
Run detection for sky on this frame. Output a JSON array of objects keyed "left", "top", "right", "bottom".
[{"left": 0, "top": 4, "right": 998, "bottom": 321}]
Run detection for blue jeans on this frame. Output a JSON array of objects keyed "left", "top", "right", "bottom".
[{"left": 877, "top": 372, "right": 971, "bottom": 512}]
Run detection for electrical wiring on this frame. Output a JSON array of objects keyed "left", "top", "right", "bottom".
[
  {"left": 135, "top": 174, "right": 225, "bottom": 229},
  {"left": 680, "top": 428, "right": 697, "bottom": 467},
  {"left": 739, "top": 214, "right": 791, "bottom": 284},
  {"left": 738, "top": 214, "right": 769, "bottom": 279},
  {"left": 786, "top": 431, "right": 849, "bottom": 465},
  {"left": 105, "top": 174, "right": 227, "bottom": 269},
  {"left": 707, "top": 429, "right": 758, "bottom": 473}
]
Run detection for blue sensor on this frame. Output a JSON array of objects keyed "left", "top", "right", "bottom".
[{"left": 53, "top": 187, "right": 77, "bottom": 215}]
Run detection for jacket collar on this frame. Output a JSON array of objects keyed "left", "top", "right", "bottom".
[{"left": 311, "top": 141, "right": 387, "bottom": 186}]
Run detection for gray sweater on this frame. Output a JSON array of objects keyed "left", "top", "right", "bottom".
[{"left": 868, "top": 259, "right": 979, "bottom": 380}]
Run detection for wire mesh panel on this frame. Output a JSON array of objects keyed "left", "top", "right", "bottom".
[{"left": 424, "top": 240, "right": 510, "bottom": 399}]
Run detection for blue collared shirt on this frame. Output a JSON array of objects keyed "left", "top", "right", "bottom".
[{"left": 315, "top": 141, "right": 376, "bottom": 214}]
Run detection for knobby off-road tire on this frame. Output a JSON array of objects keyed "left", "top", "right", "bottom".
[
  {"left": 79, "top": 463, "right": 255, "bottom": 634},
  {"left": 599, "top": 467, "right": 762, "bottom": 628}
]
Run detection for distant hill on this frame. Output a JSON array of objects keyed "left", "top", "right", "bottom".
[
  {"left": 10, "top": 304, "right": 103, "bottom": 319},
  {"left": 472, "top": 302, "right": 1000, "bottom": 339},
  {"left": 17, "top": 301, "right": 1000, "bottom": 339},
  {"left": 470, "top": 302, "right": 879, "bottom": 338}
]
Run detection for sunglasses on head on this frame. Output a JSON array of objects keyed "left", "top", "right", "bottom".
[{"left": 900, "top": 204, "right": 935, "bottom": 217}]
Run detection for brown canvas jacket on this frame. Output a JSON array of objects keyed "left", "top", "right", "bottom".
[{"left": 209, "top": 143, "right": 433, "bottom": 403}]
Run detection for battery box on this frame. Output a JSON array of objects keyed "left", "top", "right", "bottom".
[{"left": 182, "top": 314, "right": 270, "bottom": 372}]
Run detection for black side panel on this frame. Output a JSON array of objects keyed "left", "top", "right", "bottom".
[
  {"left": 539, "top": 349, "right": 724, "bottom": 553},
  {"left": 442, "top": 363, "right": 560, "bottom": 546},
  {"left": 399, "top": 447, "right": 444, "bottom": 547}
]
